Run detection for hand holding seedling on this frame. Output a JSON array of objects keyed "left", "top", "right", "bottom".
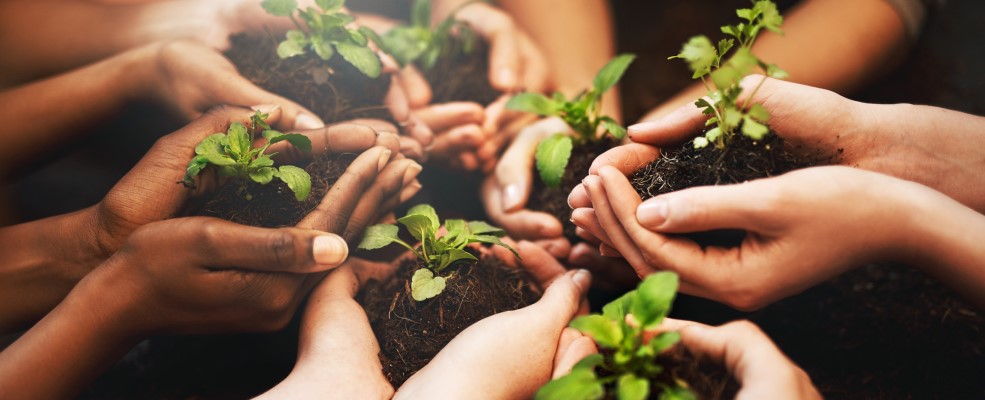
[
  {"left": 394, "top": 241, "right": 591, "bottom": 400},
  {"left": 0, "top": 217, "right": 349, "bottom": 399}
]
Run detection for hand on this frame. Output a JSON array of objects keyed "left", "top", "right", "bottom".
[
  {"left": 414, "top": 102, "right": 488, "bottom": 170},
  {"left": 481, "top": 117, "right": 572, "bottom": 256},
  {"left": 580, "top": 165, "right": 938, "bottom": 310},
  {"left": 395, "top": 241, "right": 591, "bottom": 400},
  {"left": 627, "top": 74, "right": 985, "bottom": 214},
  {"left": 257, "top": 262, "right": 398, "bottom": 400}
]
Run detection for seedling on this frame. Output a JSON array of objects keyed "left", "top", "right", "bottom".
[
  {"left": 670, "top": 0, "right": 787, "bottom": 149},
  {"left": 182, "top": 111, "right": 313, "bottom": 201},
  {"left": 261, "top": 0, "right": 383, "bottom": 78},
  {"left": 536, "top": 272, "right": 695, "bottom": 400},
  {"left": 358, "top": 204, "right": 517, "bottom": 301},
  {"left": 380, "top": 0, "right": 477, "bottom": 69},
  {"left": 506, "top": 54, "right": 635, "bottom": 187}
]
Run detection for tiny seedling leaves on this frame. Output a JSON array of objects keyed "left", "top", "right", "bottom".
[
  {"left": 617, "top": 374, "right": 649, "bottom": 400},
  {"left": 407, "top": 204, "right": 440, "bottom": 231},
  {"left": 277, "top": 165, "right": 312, "bottom": 201},
  {"left": 411, "top": 268, "right": 447, "bottom": 301},
  {"left": 261, "top": 0, "right": 297, "bottom": 16},
  {"left": 335, "top": 41, "right": 382, "bottom": 78},
  {"left": 358, "top": 224, "right": 400, "bottom": 250},
  {"left": 227, "top": 122, "right": 251, "bottom": 158},
  {"left": 467, "top": 220, "right": 505, "bottom": 236},
  {"left": 648, "top": 331, "right": 681, "bottom": 355},
  {"left": 399, "top": 214, "right": 434, "bottom": 242},
  {"left": 600, "top": 116, "right": 627, "bottom": 140},
  {"left": 534, "top": 368, "right": 604, "bottom": 400},
  {"left": 593, "top": 54, "right": 636, "bottom": 95},
  {"left": 630, "top": 272, "right": 678, "bottom": 329},
  {"left": 411, "top": 0, "right": 431, "bottom": 28},
  {"left": 602, "top": 290, "right": 636, "bottom": 322},
  {"left": 570, "top": 315, "right": 623, "bottom": 349},
  {"left": 316, "top": 0, "right": 343, "bottom": 11},
  {"left": 671, "top": 36, "right": 716, "bottom": 79},
  {"left": 535, "top": 133, "right": 573, "bottom": 188},
  {"left": 505, "top": 92, "right": 557, "bottom": 116}
]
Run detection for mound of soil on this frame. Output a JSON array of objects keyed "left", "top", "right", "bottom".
[
  {"left": 422, "top": 36, "right": 500, "bottom": 106},
  {"left": 528, "top": 138, "right": 619, "bottom": 244},
  {"left": 358, "top": 255, "right": 540, "bottom": 387}
]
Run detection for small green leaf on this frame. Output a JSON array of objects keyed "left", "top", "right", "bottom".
[
  {"left": 313, "top": 37, "right": 335, "bottom": 60},
  {"left": 261, "top": 0, "right": 297, "bottom": 17},
  {"left": 755, "top": 0, "right": 784, "bottom": 33},
  {"left": 469, "top": 235, "right": 519, "bottom": 258},
  {"left": 648, "top": 331, "right": 681, "bottom": 354},
  {"left": 398, "top": 214, "right": 433, "bottom": 242},
  {"left": 466, "top": 221, "right": 504, "bottom": 236},
  {"left": 444, "top": 218, "right": 467, "bottom": 238},
  {"left": 535, "top": 134, "right": 573, "bottom": 188},
  {"left": 617, "top": 373, "right": 649, "bottom": 400},
  {"left": 195, "top": 133, "right": 226, "bottom": 156},
  {"left": 593, "top": 54, "right": 636, "bottom": 94},
  {"left": 602, "top": 291, "right": 637, "bottom": 322},
  {"left": 182, "top": 155, "right": 210, "bottom": 187},
  {"left": 630, "top": 272, "right": 679, "bottom": 329},
  {"left": 704, "top": 127, "right": 723, "bottom": 143},
  {"left": 747, "top": 104, "right": 770, "bottom": 122},
  {"left": 437, "top": 248, "right": 477, "bottom": 271},
  {"left": 406, "top": 204, "right": 440, "bottom": 231},
  {"left": 741, "top": 115, "right": 769, "bottom": 140},
  {"left": 252, "top": 155, "right": 275, "bottom": 168},
  {"left": 315, "top": 0, "right": 343, "bottom": 11},
  {"left": 335, "top": 41, "right": 382, "bottom": 78},
  {"left": 277, "top": 165, "right": 312, "bottom": 201},
  {"left": 250, "top": 167, "right": 275, "bottom": 184},
  {"left": 262, "top": 129, "right": 284, "bottom": 142},
  {"left": 601, "top": 117, "right": 626, "bottom": 140},
  {"left": 693, "top": 137, "right": 709, "bottom": 149},
  {"left": 411, "top": 0, "right": 431, "bottom": 28},
  {"left": 348, "top": 28, "right": 368, "bottom": 46},
  {"left": 277, "top": 39, "right": 306, "bottom": 58},
  {"left": 766, "top": 63, "right": 789, "bottom": 79},
  {"left": 286, "top": 30, "right": 306, "bottom": 42},
  {"left": 411, "top": 269, "right": 447, "bottom": 301},
  {"left": 269, "top": 133, "right": 313, "bottom": 152},
  {"left": 505, "top": 92, "right": 557, "bottom": 116},
  {"left": 227, "top": 122, "right": 251, "bottom": 158},
  {"left": 671, "top": 36, "right": 715, "bottom": 78},
  {"left": 534, "top": 368, "right": 604, "bottom": 400},
  {"left": 358, "top": 224, "right": 400, "bottom": 250},
  {"left": 570, "top": 315, "right": 624, "bottom": 349},
  {"left": 659, "top": 385, "right": 697, "bottom": 400}
]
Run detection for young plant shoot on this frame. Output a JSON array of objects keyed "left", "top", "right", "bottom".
[
  {"left": 380, "top": 0, "right": 477, "bottom": 69},
  {"left": 505, "top": 54, "right": 635, "bottom": 187},
  {"left": 536, "top": 272, "right": 695, "bottom": 400},
  {"left": 261, "top": 0, "right": 383, "bottom": 78},
  {"left": 357, "top": 204, "right": 517, "bottom": 301},
  {"left": 182, "top": 111, "right": 313, "bottom": 201},
  {"left": 671, "top": 0, "right": 787, "bottom": 149}
]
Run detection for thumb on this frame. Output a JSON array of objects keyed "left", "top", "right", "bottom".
[
  {"left": 530, "top": 269, "right": 592, "bottom": 327},
  {"left": 627, "top": 101, "right": 707, "bottom": 147},
  {"left": 169, "top": 217, "right": 349, "bottom": 273},
  {"left": 636, "top": 181, "right": 775, "bottom": 233},
  {"left": 496, "top": 118, "right": 567, "bottom": 211}
]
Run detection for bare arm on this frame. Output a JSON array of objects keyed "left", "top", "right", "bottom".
[{"left": 641, "top": 0, "right": 910, "bottom": 121}]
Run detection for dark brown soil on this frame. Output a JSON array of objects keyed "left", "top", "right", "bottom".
[
  {"left": 225, "top": 34, "right": 393, "bottom": 123},
  {"left": 654, "top": 348, "right": 737, "bottom": 400},
  {"left": 421, "top": 36, "right": 500, "bottom": 106},
  {"left": 630, "top": 133, "right": 828, "bottom": 247},
  {"left": 528, "top": 137, "right": 619, "bottom": 244},
  {"left": 357, "top": 254, "right": 540, "bottom": 387}
]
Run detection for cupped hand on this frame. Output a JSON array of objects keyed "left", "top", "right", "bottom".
[
  {"left": 414, "top": 102, "right": 488, "bottom": 170},
  {"left": 257, "top": 261, "right": 399, "bottom": 400},
  {"left": 394, "top": 241, "right": 591, "bottom": 400},
  {"left": 583, "top": 165, "right": 936, "bottom": 310}
]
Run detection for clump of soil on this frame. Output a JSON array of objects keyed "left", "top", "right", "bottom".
[
  {"left": 421, "top": 36, "right": 501, "bottom": 106},
  {"left": 225, "top": 34, "right": 393, "bottom": 123},
  {"left": 630, "top": 133, "right": 829, "bottom": 246},
  {"left": 528, "top": 138, "right": 619, "bottom": 244},
  {"left": 358, "top": 254, "right": 540, "bottom": 387}
]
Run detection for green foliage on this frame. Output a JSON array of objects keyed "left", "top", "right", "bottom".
[
  {"left": 357, "top": 204, "right": 517, "bottom": 301},
  {"left": 669, "top": 0, "right": 786, "bottom": 149},
  {"left": 182, "top": 111, "right": 312, "bottom": 201},
  {"left": 261, "top": 0, "right": 381, "bottom": 78},
  {"left": 506, "top": 54, "right": 635, "bottom": 187},
  {"left": 380, "top": 0, "right": 478, "bottom": 70},
  {"left": 535, "top": 272, "right": 695, "bottom": 400}
]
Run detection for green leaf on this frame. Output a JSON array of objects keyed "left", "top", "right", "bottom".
[
  {"left": 704, "top": 126, "right": 723, "bottom": 143},
  {"left": 335, "top": 41, "right": 381, "bottom": 78},
  {"left": 601, "top": 117, "right": 626, "bottom": 140},
  {"left": 437, "top": 248, "right": 477, "bottom": 271},
  {"left": 602, "top": 291, "right": 636, "bottom": 322},
  {"left": 286, "top": 30, "right": 306, "bottom": 42},
  {"left": 671, "top": 36, "right": 715, "bottom": 79},
  {"left": 347, "top": 28, "right": 368, "bottom": 46},
  {"left": 261, "top": 0, "right": 297, "bottom": 17},
  {"left": 570, "top": 315, "right": 624, "bottom": 349},
  {"left": 269, "top": 133, "right": 313, "bottom": 152},
  {"left": 534, "top": 368, "right": 604, "bottom": 400},
  {"left": 249, "top": 167, "right": 275, "bottom": 184},
  {"left": 573, "top": 354, "right": 605, "bottom": 370},
  {"left": 659, "top": 385, "right": 697, "bottom": 400},
  {"left": 411, "top": 0, "right": 431, "bottom": 28},
  {"left": 313, "top": 37, "right": 335, "bottom": 60},
  {"left": 593, "top": 54, "right": 636, "bottom": 94},
  {"left": 277, "top": 39, "right": 306, "bottom": 58},
  {"left": 630, "top": 272, "right": 679, "bottom": 329},
  {"left": 693, "top": 137, "right": 709, "bottom": 149},
  {"left": 358, "top": 224, "right": 400, "bottom": 250},
  {"left": 276, "top": 165, "right": 312, "bottom": 201},
  {"left": 262, "top": 129, "right": 284, "bottom": 142},
  {"left": 535, "top": 134, "right": 573, "bottom": 188},
  {"left": 717, "top": 38, "right": 734, "bottom": 59},
  {"left": 648, "top": 331, "right": 681, "bottom": 354},
  {"left": 466, "top": 221, "right": 504, "bottom": 236},
  {"left": 617, "top": 374, "right": 649, "bottom": 400},
  {"left": 741, "top": 115, "right": 769, "bottom": 140},
  {"left": 406, "top": 204, "right": 439, "bottom": 230},
  {"left": 469, "top": 235, "right": 519, "bottom": 258},
  {"left": 444, "top": 218, "right": 467, "bottom": 238},
  {"left": 411, "top": 268, "right": 447, "bottom": 301},
  {"left": 195, "top": 133, "right": 226, "bottom": 156},
  {"left": 182, "top": 155, "right": 210, "bottom": 186},
  {"left": 747, "top": 104, "right": 770, "bottom": 122},
  {"left": 766, "top": 63, "right": 789, "bottom": 79},
  {"left": 399, "top": 214, "right": 434, "bottom": 242},
  {"left": 755, "top": 0, "right": 784, "bottom": 33},
  {"left": 252, "top": 155, "right": 275, "bottom": 168},
  {"left": 316, "top": 0, "right": 343, "bottom": 11},
  {"left": 226, "top": 122, "right": 251, "bottom": 158},
  {"left": 505, "top": 92, "right": 557, "bottom": 116}
]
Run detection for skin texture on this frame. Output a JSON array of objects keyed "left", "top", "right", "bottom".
[
  {"left": 0, "top": 106, "right": 414, "bottom": 333},
  {"left": 0, "top": 217, "right": 355, "bottom": 399}
]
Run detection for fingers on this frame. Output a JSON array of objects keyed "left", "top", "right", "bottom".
[
  {"left": 495, "top": 118, "right": 568, "bottom": 211},
  {"left": 342, "top": 159, "right": 421, "bottom": 242},
  {"left": 482, "top": 177, "right": 563, "bottom": 240},
  {"left": 582, "top": 175, "right": 651, "bottom": 276},
  {"left": 415, "top": 102, "right": 485, "bottom": 132},
  {"left": 516, "top": 241, "right": 569, "bottom": 288},
  {"left": 531, "top": 238, "right": 572, "bottom": 259},
  {"left": 678, "top": 320, "right": 780, "bottom": 383},
  {"left": 147, "top": 217, "right": 349, "bottom": 273},
  {"left": 456, "top": 4, "right": 520, "bottom": 91},
  {"left": 398, "top": 65, "right": 432, "bottom": 108},
  {"left": 567, "top": 243, "right": 640, "bottom": 292},
  {"left": 552, "top": 330, "right": 598, "bottom": 379},
  {"left": 627, "top": 101, "right": 708, "bottom": 147},
  {"left": 571, "top": 207, "right": 612, "bottom": 247},
  {"left": 588, "top": 143, "right": 662, "bottom": 176},
  {"left": 530, "top": 269, "right": 592, "bottom": 328},
  {"left": 268, "top": 123, "right": 382, "bottom": 163},
  {"left": 298, "top": 146, "right": 392, "bottom": 233},
  {"left": 629, "top": 176, "right": 776, "bottom": 234}
]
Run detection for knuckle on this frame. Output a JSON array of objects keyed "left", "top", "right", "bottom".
[{"left": 266, "top": 230, "right": 299, "bottom": 267}]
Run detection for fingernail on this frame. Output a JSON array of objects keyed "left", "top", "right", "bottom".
[
  {"left": 294, "top": 113, "right": 325, "bottom": 130},
  {"left": 637, "top": 199, "right": 668, "bottom": 228},
  {"left": 378, "top": 149, "right": 392, "bottom": 172},
  {"left": 400, "top": 181, "right": 422, "bottom": 203},
  {"left": 403, "top": 163, "right": 423, "bottom": 185},
  {"left": 502, "top": 184, "right": 522, "bottom": 210},
  {"left": 571, "top": 269, "right": 592, "bottom": 291},
  {"left": 313, "top": 234, "right": 348, "bottom": 266},
  {"left": 251, "top": 104, "right": 280, "bottom": 114},
  {"left": 497, "top": 67, "right": 517, "bottom": 88},
  {"left": 627, "top": 121, "right": 658, "bottom": 135}
]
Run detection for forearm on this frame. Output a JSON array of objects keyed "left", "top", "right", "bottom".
[
  {"left": 0, "top": 207, "right": 107, "bottom": 333},
  {"left": 641, "top": 0, "right": 909, "bottom": 121},
  {"left": 0, "top": 268, "right": 138, "bottom": 399},
  {"left": 0, "top": 43, "right": 160, "bottom": 177}
]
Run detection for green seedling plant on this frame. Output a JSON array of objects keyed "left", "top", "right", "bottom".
[
  {"left": 671, "top": 0, "right": 787, "bottom": 149},
  {"left": 261, "top": 0, "right": 383, "bottom": 78},
  {"left": 182, "top": 111, "right": 313, "bottom": 201},
  {"left": 505, "top": 54, "right": 635, "bottom": 187},
  {"left": 358, "top": 204, "right": 517, "bottom": 301},
  {"left": 380, "top": 0, "right": 477, "bottom": 69},
  {"left": 536, "top": 272, "right": 695, "bottom": 400}
]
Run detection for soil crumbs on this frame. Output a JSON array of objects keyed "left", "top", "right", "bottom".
[{"left": 423, "top": 36, "right": 501, "bottom": 106}]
